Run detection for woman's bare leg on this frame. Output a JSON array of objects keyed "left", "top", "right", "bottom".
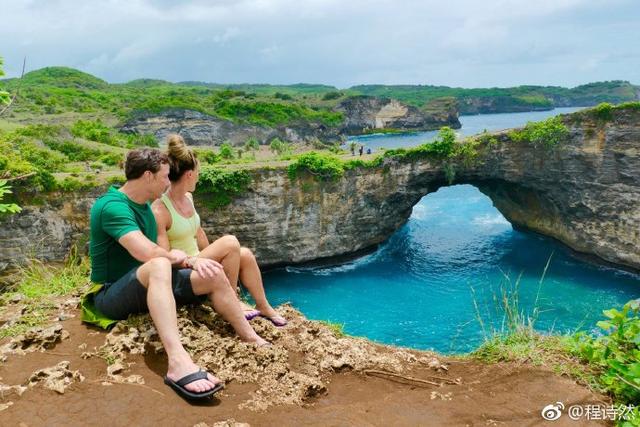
[
  {"left": 197, "top": 235, "right": 241, "bottom": 292},
  {"left": 239, "top": 247, "right": 286, "bottom": 325}
]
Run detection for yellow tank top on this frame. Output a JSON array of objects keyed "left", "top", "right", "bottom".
[{"left": 161, "top": 193, "right": 201, "bottom": 257}]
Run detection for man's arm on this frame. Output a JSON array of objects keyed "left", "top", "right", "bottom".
[{"left": 118, "top": 230, "right": 186, "bottom": 265}]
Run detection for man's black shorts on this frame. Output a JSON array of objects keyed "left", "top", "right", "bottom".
[{"left": 93, "top": 266, "right": 207, "bottom": 320}]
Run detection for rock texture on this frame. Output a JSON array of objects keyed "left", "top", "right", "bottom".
[
  {"left": 2, "top": 108, "right": 639, "bottom": 273},
  {"left": 335, "top": 96, "right": 460, "bottom": 134},
  {"left": 120, "top": 108, "right": 341, "bottom": 147},
  {"left": 119, "top": 97, "right": 460, "bottom": 147}
]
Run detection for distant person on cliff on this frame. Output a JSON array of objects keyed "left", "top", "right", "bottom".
[
  {"left": 81, "top": 148, "right": 269, "bottom": 401},
  {"left": 359, "top": 145, "right": 364, "bottom": 156},
  {"left": 152, "top": 134, "right": 287, "bottom": 327}
]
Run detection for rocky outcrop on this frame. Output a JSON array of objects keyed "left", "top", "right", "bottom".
[
  {"left": 2, "top": 108, "right": 639, "bottom": 274},
  {"left": 335, "top": 96, "right": 460, "bottom": 134},
  {"left": 120, "top": 109, "right": 341, "bottom": 147},
  {"left": 120, "top": 97, "right": 460, "bottom": 147},
  {"left": 458, "top": 96, "right": 553, "bottom": 115}
]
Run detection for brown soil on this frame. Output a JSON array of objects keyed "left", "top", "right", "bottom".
[{"left": 0, "top": 301, "right": 611, "bottom": 427}]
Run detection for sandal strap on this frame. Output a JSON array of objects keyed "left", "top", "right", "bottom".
[{"left": 175, "top": 369, "right": 208, "bottom": 387}]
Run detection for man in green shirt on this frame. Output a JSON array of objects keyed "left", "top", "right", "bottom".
[{"left": 85, "top": 148, "right": 267, "bottom": 400}]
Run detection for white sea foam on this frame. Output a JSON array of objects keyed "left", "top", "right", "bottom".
[{"left": 472, "top": 214, "right": 510, "bottom": 228}]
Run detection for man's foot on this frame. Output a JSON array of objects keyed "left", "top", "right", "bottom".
[
  {"left": 166, "top": 357, "right": 221, "bottom": 394},
  {"left": 164, "top": 369, "right": 224, "bottom": 400}
]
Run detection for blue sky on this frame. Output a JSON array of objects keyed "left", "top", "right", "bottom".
[{"left": 0, "top": 0, "right": 638, "bottom": 88}]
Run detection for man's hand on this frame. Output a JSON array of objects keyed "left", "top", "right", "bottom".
[
  {"left": 168, "top": 249, "right": 188, "bottom": 266},
  {"left": 190, "top": 257, "right": 224, "bottom": 279}
]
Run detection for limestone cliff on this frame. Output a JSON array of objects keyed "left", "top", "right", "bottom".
[
  {"left": 2, "top": 107, "right": 639, "bottom": 275},
  {"left": 120, "top": 97, "right": 460, "bottom": 147},
  {"left": 335, "top": 96, "right": 460, "bottom": 134},
  {"left": 120, "top": 109, "right": 341, "bottom": 147}
]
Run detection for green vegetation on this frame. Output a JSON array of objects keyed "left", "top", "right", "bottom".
[
  {"left": 0, "top": 179, "right": 21, "bottom": 214},
  {"left": 1, "top": 67, "right": 344, "bottom": 128},
  {"left": 0, "top": 56, "right": 9, "bottom": 106},
  {"left": 196, "top": 166, "right": 252, "bottom": 209},
  {"left": 269, "top": 138, "right": 291, "bottom": 156},
  {"left": 469, "top": 258, "right": 640, "bottom": 425},
  {"left": 288, "top": 152, "right": 345, "bottom": 181},
  {"left": 351, "top": 81, "right": 639, "bottom": 113},
  {"left": 0, "top": 249, "right": 90, "bottom": 338},
  {"left": 572, "top": 300, "right": 640, "bottom": 412},
  {"left": 508, "top": 116, "right": 569, "bottom": 148},
  {"left": 575, "top": 101, "right": 640, "bottom": 124},
  {"left": 219, "top": 142, "right": 234, "bottom": 159},
  {"left": 318, "top": 320, "right": 347, "bottom": 338}
]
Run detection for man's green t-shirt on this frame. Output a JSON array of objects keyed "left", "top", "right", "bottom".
[{"left": 89, "top": 186, "right": 158, "bottom": 283}]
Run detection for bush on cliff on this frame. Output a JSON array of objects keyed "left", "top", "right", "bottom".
[
  {"left": 287, "top": 152, "right": 345, "bottom": 181},
  {"left": 196, "top": 166, "right": 251, "bottom": 209},
  {"left": 508, "top": 116, "right": 569, "bottom": 148}
]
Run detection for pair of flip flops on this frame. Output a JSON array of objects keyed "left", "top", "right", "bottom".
[
  {"left": 164, "top": 369, "right": 224, "bottom": 401},
  {"left": 244, "top": 309, "right": 287, "bottom": 327}
]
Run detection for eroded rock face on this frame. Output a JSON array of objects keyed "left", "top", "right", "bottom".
[
  {"left": 0, "top": 188, "right": 98, "bottom": 276},
  {"left": 1, "top": 109, "right": 638, "bottom": 272},
  {"left": 200, "top": 108, "right": 640, "bottom": 270},
  {"left": 120, "top": 108, "right": 341, "bottom": 146},
  {"left": 335, "top": 96, "right": 461, "bottom": 133}
]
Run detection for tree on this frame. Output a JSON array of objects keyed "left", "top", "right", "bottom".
[
  {"left": 244, "top": 137, "right": 259, "bottom": 153},
  {"left": 0, "top": 57, "right": 10, "bottom": 106},
  {"left": 269, "top": 138, "right": 290, "bottom": 156},
  {"left": 219, "top": 142, "right": 234, "bottom": 159}
]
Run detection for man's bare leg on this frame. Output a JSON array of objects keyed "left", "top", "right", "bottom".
[
  {"left": 190, "top": 268, "right": 268, "bottom": 346},
  {"left": 136, "top": 257, "right": 219, "bottom": 394}
]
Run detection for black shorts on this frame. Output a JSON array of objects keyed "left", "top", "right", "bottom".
[{"left": 93, "top": 266, "right": 207, "bottom": 320}]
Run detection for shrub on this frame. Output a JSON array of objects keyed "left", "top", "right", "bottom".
[
  {"left": 71, "top": 119, "right": 116, "bottom": 145},
  {"left": 219, "top": 142, "right": 234, "bottom": 159},
  {"left": 508, "top": 116, "right": 569, "bottom": 148},
  {"left": 269, "top": 138, "right": 290, "bottom": 156},
  {"left": 572, "top": 299, "right": 640, "bottom": 406},
  {"left": 287, "top": 152, "right": 344, "bottom": 181},
  {"left": 244, "top": 137, "right": 260, "bottom": 152},
  {"left": 196, "top": 166, "right": 251, "bottom": 209},
  {"left": 0, "top": 180, "right": 21, "bottom": 214}
]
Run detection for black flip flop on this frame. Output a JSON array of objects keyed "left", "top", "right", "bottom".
[{"left": 164, "top": 369, "right": 224, "bottom": 401}]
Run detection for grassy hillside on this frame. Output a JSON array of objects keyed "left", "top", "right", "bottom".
[{"left": 1, "top": 67, "right": 343, "bottom": 128}]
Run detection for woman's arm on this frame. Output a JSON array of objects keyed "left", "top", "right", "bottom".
[
  {"left": 151, "top": 199, "right": 172, "bottom": 251},
  {"left": 196, "top": 227, "right": 209, "bottom": 251},
  {"left": 187, "top": 192, "right": 210, "bottom": 251}
]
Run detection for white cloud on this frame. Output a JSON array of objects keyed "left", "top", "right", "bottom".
[{"left": 0, "top": 0, "right": 637, "bottom": 87}]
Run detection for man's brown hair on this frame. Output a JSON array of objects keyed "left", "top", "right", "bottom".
[{"left": 124, "top": 148, "right": 169, "bottom": 180}]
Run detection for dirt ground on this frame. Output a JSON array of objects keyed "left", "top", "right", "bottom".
[{"left": 0, "top": 301, "right": 611, "bottom": 427}]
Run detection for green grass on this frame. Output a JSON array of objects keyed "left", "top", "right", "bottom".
[
  {"left": 318, "top": 320, "right": 347, "bottom": 338},
  {"left": 0, "top": 249, "right": 91, "bottom": 338}
]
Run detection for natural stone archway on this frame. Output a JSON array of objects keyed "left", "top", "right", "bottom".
[
  {"left": 1, "top": 107, "right": 639, "bottom": 274},
  {"left": 198, "top": 107, "right": 640, "bottom": 270}
]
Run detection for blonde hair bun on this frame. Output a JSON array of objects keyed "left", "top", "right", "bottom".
[{"left": 167, "top": 134, "right": 192, "bottom": 162}]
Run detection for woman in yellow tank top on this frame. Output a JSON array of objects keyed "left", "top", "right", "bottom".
[{"left": 152, "top": 134, "right": 286, "bottom": 326}]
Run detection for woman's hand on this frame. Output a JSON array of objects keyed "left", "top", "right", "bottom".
[{"left": 189, "top": 257, "right": 224, "bottom": 279}]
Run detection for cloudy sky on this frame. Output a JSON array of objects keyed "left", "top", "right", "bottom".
[{"left": 0, "top": 0, "right": 638, "bottom": 88}]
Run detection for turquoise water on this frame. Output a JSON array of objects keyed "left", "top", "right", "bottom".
[{"left": 261, "top": 108, "right": 640, "bottom": 353}]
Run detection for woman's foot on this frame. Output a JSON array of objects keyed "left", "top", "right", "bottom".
[{"left": 257, "top": 306, "right": 287, "bottom": 327}]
